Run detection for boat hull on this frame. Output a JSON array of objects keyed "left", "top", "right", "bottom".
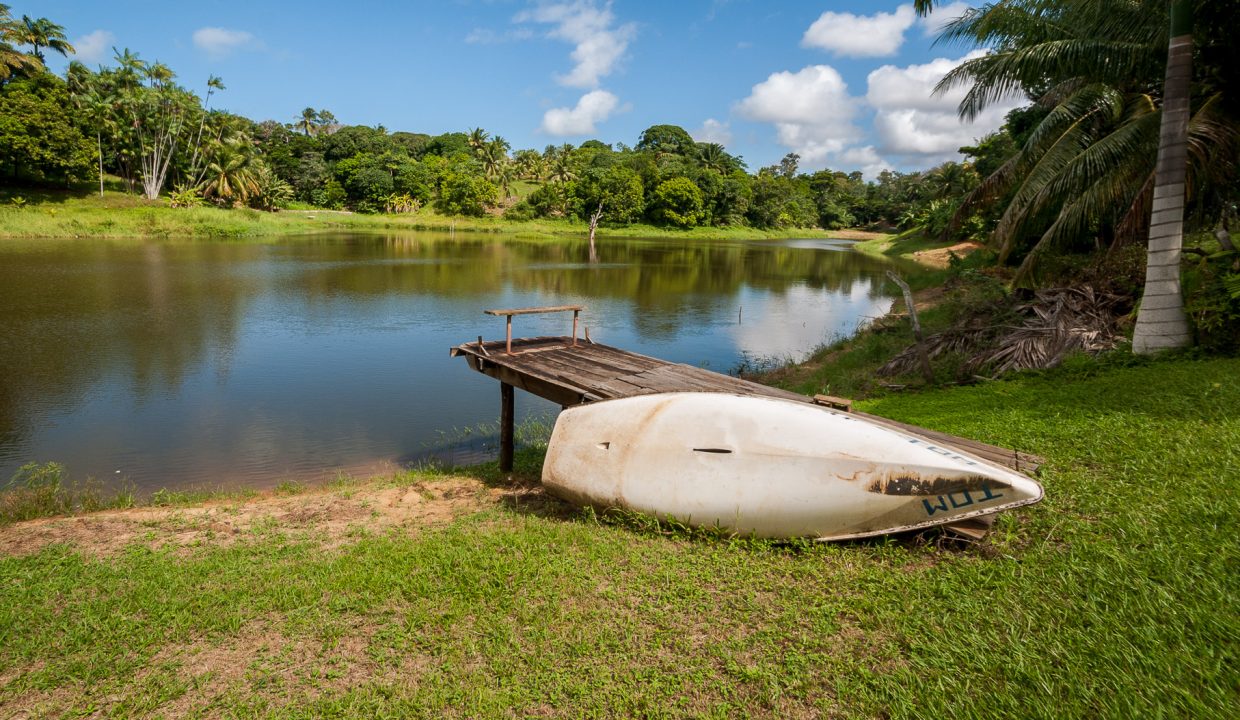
[{"left": 541, "top": 393, "right": 1043, "bottom": 540}]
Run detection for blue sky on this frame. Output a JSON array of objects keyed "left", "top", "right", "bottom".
[{"left": 37, "top": 1, "right": 1020, "bottom": 176}]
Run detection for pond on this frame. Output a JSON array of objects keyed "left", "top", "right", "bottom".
[{"left": 0, "top": 232, "right": 906, "bottom": 492}]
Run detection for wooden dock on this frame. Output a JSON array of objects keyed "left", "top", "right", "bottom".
[{"left": 450, "top": 307, "right": 1042, "bottom": 483}]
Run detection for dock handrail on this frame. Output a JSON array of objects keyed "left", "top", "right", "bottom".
[{"left": 484, "top": 305, "right": 586, "bottom": 354}]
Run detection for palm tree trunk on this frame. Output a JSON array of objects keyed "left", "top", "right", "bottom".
[
  {"left": 1132, "top": 0, "right": 1194, "bottom": 354},
  {"left": 97, "top": 131, "right": 104, "bottom": 198}
]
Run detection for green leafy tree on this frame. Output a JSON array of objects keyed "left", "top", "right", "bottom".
[
  {"left": 291, "top": 152, "right": 331, "bottom": 202},
  {"left": 650, "top": 176, "right": 705, "bottom": 227},
  {"left": 705, "top": 170, "right": 754, "bottom": 227},
  {"left": 393, "top": 159, "right": 434, "bottom": 204},
  {"left": 0, "top": 73, "right": 93, "bottom": 183},
  {"left": 635, "top": 124, "right": 695, "bottom": 157},
  {"left": 321, "top": 125, "right": 395, "bottom": 162},
  {"left": 574, "top": 165, "right": 645, "bottom": 223},
  {"left": 435, "top": 171, "right": 497, "bottom": 216},
  {"left": 335, "top": 153, "right": 395, "bottom": 210},
  {"left": 65, "top": 61, "right": 112, "bottom": 195},
  {"left": 748, "top": 173, "right": 817, "bottom": 229},
  {"left": 418, "top": 132, "right": 471, "bottom": 158}
]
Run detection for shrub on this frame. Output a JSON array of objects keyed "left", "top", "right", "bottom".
[
  {"left": 435, "top": 172, "right": 498, "bottom": 216},
  {"left": 650, "top": 177, "right": 704, "bottom": 228}
]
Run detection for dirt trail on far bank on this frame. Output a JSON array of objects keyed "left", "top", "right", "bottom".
[
  {"left": 910, "top": 241, "right": 984, "bottom": 268},
  {"left": 0, "top": 474, "right": 543, "bottom": 558}
]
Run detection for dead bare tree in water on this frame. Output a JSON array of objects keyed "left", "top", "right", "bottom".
[{"left": 588, "top": 201, "right": 604, "bottom": 264}]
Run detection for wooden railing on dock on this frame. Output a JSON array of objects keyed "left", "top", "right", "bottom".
[{"left": 483, "top": 305, "right": 584, "bottom": 355}]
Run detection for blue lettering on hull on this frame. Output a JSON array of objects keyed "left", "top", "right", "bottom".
[{"left": 922, "top": 483, "right": 1004, "bottom": 516}]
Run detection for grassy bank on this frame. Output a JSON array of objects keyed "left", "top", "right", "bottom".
[
  {"left": 0, "top": 356, "right": 1235, "bottom": 717},
  {"left": 0, "top": 189, "right": 860, "bottom": 242}
]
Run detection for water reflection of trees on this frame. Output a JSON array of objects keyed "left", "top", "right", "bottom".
[
  {"left": 0, "top": 241, "right": 258, "bottom": 454},
  {"left": 285, "top": 234, "right": 899, "bottom": 308}
]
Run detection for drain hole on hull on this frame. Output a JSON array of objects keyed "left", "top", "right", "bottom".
[{"left": 693, "top": 448, "right": 733, "bottom": 454}]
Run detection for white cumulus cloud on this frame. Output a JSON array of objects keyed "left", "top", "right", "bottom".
[
  {"left": 736, "top": 65, "right": 861, "bottom": 166},
  {"left": 692, "top": 118, "right": 732, "bottom": 146},
  {"left": 801, "top": 5, "right": 916, "bottom": 58},
  {"left": 517, "top": 1, "right": 636, "bottom": 88},
  {"left": 540, "top": 89, "right": 621, "bottom": 136},
  {"left": 866, "top": 51, "right": 1023, "bottom": 165},
  {"left": 72, "top": 30, "right": 114, "bottom": 63},
  {"left": 192, "top": 27, "right": 258, "bottom": 59}
]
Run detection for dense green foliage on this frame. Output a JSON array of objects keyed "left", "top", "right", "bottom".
[{"left": 0, "top": 73, "right": 91, "bottom": 183}]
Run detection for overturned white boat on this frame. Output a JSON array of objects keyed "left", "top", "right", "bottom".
[{"left": 542, "top": 392, "right": 1043, "bottom": 541}]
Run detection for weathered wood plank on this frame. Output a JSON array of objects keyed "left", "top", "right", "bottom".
[
  {"left": 813, "top": 394, "right": 854, "bottom": 411},
  {"left": 484, "top": 305, "right": 584, "bottom": 316},
  {"left": 567, "top": 345, "right": 665, "bottom": 374}
]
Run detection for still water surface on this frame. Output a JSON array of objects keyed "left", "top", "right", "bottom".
[{"left": 0, "top": 232, "right": 903, "bottom": 491}]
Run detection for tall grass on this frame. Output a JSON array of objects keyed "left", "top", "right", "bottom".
[{"left": 0, "top": 462, "right": 134, "bottom": 525}]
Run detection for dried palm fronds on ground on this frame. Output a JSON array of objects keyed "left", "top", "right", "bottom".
[{"left": 879, "top": 286, "right": 1130, "bottom": 378}]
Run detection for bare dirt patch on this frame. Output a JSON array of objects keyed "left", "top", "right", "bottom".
[
  {"left": 910, "top": 240, "right": 983, "bottom": 268},
  {"left": 0, "top": 474, "right": 510, "bottom": 558},
  {"left": 828, "top": 229, "right": 892, "bottom": 241}
]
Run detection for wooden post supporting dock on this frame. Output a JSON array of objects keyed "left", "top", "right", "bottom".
[{"left": 500, "top": 382, "right": 515, "bottom": 472}]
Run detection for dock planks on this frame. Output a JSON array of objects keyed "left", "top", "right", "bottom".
[{"left": 450, "top": 336, "right": 1043, "bottom": 475}]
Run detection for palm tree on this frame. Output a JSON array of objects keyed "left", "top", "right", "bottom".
[
  {"left": 924, "top": 162, "right": 976, "bottom": 201},
  {"left": 512, "top": 149, "right": 544, "bottom": 181},
  {"left": 496, "top": 162, "right": 517, "bottom": 199},
  {"left": 1132, "top": 0, "right": 1194, "bottom": 353},
  {"left": 481, "top": 137, "right": 509, "bottom": 180},
  {"left": 922, "top": 0, "right": 1229, "bottom": 352},
  {"left": 0, "top": 4, "right": 40, "bottom": 80},
  {"left": 467, "top": 127, "right": 490, "bottom": 154},
  {"left": 315, "top": 109, "right": 337, "bottom": 135},
  {"left": 296, "top": 107, "right": 318, "bottom": 137},
  {"left": 186, "top": 75, "right": 226, "bottom": 187},
  {"left": 17, "top": 15, "right": 72, "bottom": 62},
  {"left": 199, "top": 138, "right": 261, "bottom": 205},
  {"left": 697, "top": 143, "right": 731, "bottom": 174},
  {"left": 66, "top": 61, "right": 112, "bottom": 196},
  {"left": 937, "top": 2, "right": 1235, "bottom": 271}
]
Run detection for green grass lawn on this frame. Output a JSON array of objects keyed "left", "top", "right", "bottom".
[
  {"left": 0, "top": 188, "right": 845, "bottom": 242},
  {"left": 1, "top": 356, "right": 1236, "bottom": 718}
]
